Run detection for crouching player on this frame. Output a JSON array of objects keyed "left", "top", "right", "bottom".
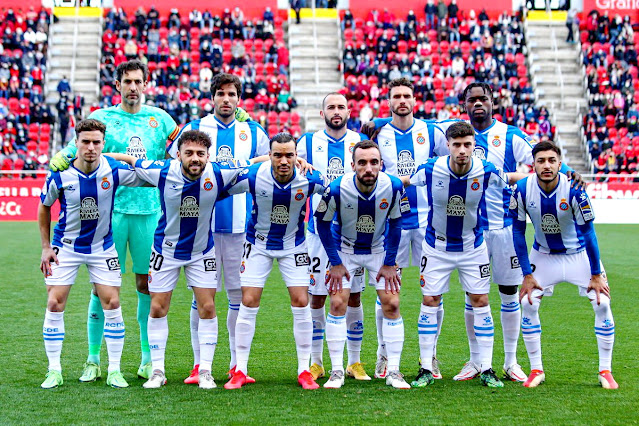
[
  {"left": 511, "top": 141, "right": 617, "bottom": 389},
  {"left": 38, "top": 119, "right": 145, "bottom": 389}
]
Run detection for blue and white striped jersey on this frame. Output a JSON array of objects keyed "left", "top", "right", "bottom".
[
  {"left": 133, "top": 159, "right": 246, "bottom": 261},
  {"left": 410, "top": 156, "right": 510, "bottom": 252},
  {"left": 297, "top": 129, "right": 367, "bottom": 234},
  {"left": 437, "top": 119, "right": 533, "bottom": 230},
  {"left": 376, "top": 119, "right": 448, "bottom": 230},
  {"left": 226, "top": 161, "right": 327, "bottom": 252},
  {"left": 40, "top": 156, "right": 143, "bottom": 254},
  {"left": 512, "top": 174, "right": 594, "bottom": 254},
  {"left": 315, "top": 171, "right": 407, "bottom": 254},
  {"left": 168, "top": 115, "right": 270, "bottom": 233}
]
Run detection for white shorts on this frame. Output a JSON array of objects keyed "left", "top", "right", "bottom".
[
  {"left": 214, "top": 232, "right": 245, "bottom": 292},
  {"left": 339, "top": 251, "right": 394, "bottom": 292},
  {"left": 240, "top": 242, "right": 310, "bottom": 288},
  {"left": 397, "top": 227, "right": 426, "bottom": 268},
  {"left": 45, "top": 245, "right": 122, "bottom": 287},
  {"left": 529, "top": 249, "right": 607, "bottom": 297},
  {"left": 419, "top": 241, "right": 491, "bottom": 296},
  {"left": 307, "top": 232, "right": 365, "bottom": 296},
  {"left": 147, "top": 248, "right": 218, "bottom": 293},
  {"left": 484, "top": 226, "right": 523, "bottom": 286}
]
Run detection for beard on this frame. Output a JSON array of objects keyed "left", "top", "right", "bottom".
[{"left": 325, "top": 115, "right": 346, "bottom": 131}]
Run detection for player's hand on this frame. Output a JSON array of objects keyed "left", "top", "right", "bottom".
[
  {"left": 296, "top": 157, "right": 315, "bottom": 174},
  {"left": 587, "top": 273, "right": 610, "bottom": 305},
  {"left": 326, "top": 263, "right": 350, "bottom": 295},
  {"left": 40, "top": 247, "right": 59, "bottom": 277},
  {"left": 360, "top": 120, "right": 382, "bottom": 141},
  {"left": 377, "top": 264, "right": 401, "bottom": 294},
  {"left": 49, "top": 149, "right": 74, "bottom": 172},
  {"left": 235, "top": 107, "right": 252, "bottom": 122},
  {"left": 566, "top": 170, "right": 586, "bottom": 190},
  {"left": 519, "top": 274, "right": 542, "bottom": 305}
]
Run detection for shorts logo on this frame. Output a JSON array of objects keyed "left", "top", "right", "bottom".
[
  {"left": 149, "top": 117, "right": 159, "bottom": 128},
  {"left": 473, "top": 146, "right": 486, "bottom": 160},
  {"left": 294, "top": 189, "right": 305, "bottom": 201},
  {"left": 295, "top": 253, "right": 310, "bottom": 266},
  {"left": 106, "top": 257, "right": 121, "bottom": 271},
  {"left": 419, "top": 275, "right": 426, "bottom": 287},
  {"left": 203, "top": 258, "right": 216, "bottom": 271},
  {"left": 203, "top": 179, "right": 214, "bottom": 191},
  {"left": 80, "top": 197, "right": 100, "bottom": 220},
  {"left": 240, "top": 261, "right": 246, "bottom": 273},
  {"left": 355, "top": 215, "right": 376, "bottom": 233},
  {"left": 327, "top": 157, "right": 344, "bottom": 181},
  {"left": 416, "top": 134, "right": 426, "bottom": 144},
  {"left": 239, "top": 131, "right": 248, "bottom": 141},
  {"left": 446, "top": 195, "right": 466, "bottom": 216},
  {"left": 309, "top": 274, "right": 316, "bottom": 286},
  {"left": 559, "top": 198, "right": 569, "bottom": 211},
  {"left": 492, "top": 136, "right": 501, "bottom": 147},
  {"left": 479, "top": 263, "right": 490, "bottom": 278},
  {"left": 379, "top": 198, "right": 389, "bottom": 210},
  {"left": 100, "top": 177, "right": 111, "bottom": 190},
  {"left": 270, "top": 205, "right": 290, "bottom": 224},
  {"left": 216, "top": 146, "right": 234, "bottom": 163},
  {"left": 470, "top": 179, "right": 480, "bottom": 191},
  {"left": 541, "top": 214, "right": 561, "bottom": 234},
  {"left": 510, "top": 256, "right": 520, "bottom": 269},
  {"left": 180, "top": 196, "right": 200, "bottom": 217},
  {"left": 397, "top": 150, "right": 416, "bottom": 176},
  {"left": 355, "top": 267, "right": 364, "bottom": 277},
  {"left": 256, "top": 233, "right": 266, "bottom": 241},
  {"left": 63, "top": 238, "right": 72, "bottom": 244}
]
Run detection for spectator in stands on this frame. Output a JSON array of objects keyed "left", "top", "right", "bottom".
[
  {"left": 437, "top": 0, "right": 447, "bottom": 27},
  {"left": 566, "top": 9, "right": 577, "bottom": 43},
  {"left": 291, "top": 0, "right": 302, "bottom": 25},
  {"left": 425, "top": 0, "right": 437, "bottom": 29},
  {"left": 263, "top": 7, "right": 274, "bottom": 23},
  {"left": 56, "top": 76, "right": 71, "bottom": 97}
]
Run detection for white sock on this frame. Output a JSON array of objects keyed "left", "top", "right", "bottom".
[
  {"left": 383, "top": 316, "right": 404, "bottom": 373},
  {"left": 148, "top": 316, "right": 168, "bottom": 373},
  {"left": 375, "top": 297, "right": 386, "bottom": 358},
  {"left": 418, "top": 305, "right": 439, "bottom": 371},
  {"left": 434, "top": 298, "right": 444, "bottom": 357},
  {"left": 292, "top": 305, "right": 313, "bottom": 375},
  {"left": 473, "top": 305, "right": 495, "bottom": 372},
  {"left": 227, "top": 288, "right": 242, "bottom": 369},
  {"left": 189, "top": 297, "right": 200, "bottom": 367},
  {"left": 325, "top": 313, "right": 346, "bottom": 373},
  {"left": 346, "top": 304, "right": 363, "bottom": 365},
  {"left": 465, "top": 294, "right": 480, "bottom": 364},
  {"left": 310, "top": 307, "right": 326, "bottom": 366},
  {"left": 235, "top": 304, "right": 259, "bottom": 375},
  {"left": 198, "top": 317, "right": 218, "bottom": 372},
  {"left": 103, "top": 307, "right": 125, "bottom": 373},
  {"left": 590, "top": 294, "right": 615, "bottom": 372},
  {"left": 521, "top": 291, "right": 543, "bottom": 371},
  {"left": 43, "top": 310, "right": 65, "bottom": 372},
  {"left": 499, "top": 291, "right": 521, "bottom": 368}
]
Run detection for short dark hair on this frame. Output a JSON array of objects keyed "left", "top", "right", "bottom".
[
  {"left": 177, "top": 130, "right": 212, "bottom": 150},
  {"left": 445, "top": 121, "right": 475, "bottom": 141},
  {"left": 322, "top": 92, "right": 347, "bottom": 109},
  {"left": 532, "top": 141, "right": 562, "bottom": 159},
  {"left": 388, "top": 77, "right": 414, "bottom": 96},
  {"left": 352, "top": 140, "right": 380, "bottom": 162},
  {"left": 76, "top": 118, "right": 106, "bottom": 137},
  {"left": 115, "top": 60, "right": 148, "bottom": 83},
  {"left": 212, "top": 73, "right": 242, "bottom": 97},
  {"left": 461, "top": 82, "right": 494, "bottom": 103},
  {"left": 270, "top": 132, "right": 296, "bottom": 149}
]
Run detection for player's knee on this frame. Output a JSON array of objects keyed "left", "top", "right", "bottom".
[
  {"left": 149, "top": 300, "right": 169, "bottom": 317},
  {"left": 101, "top": 298, "right": 121, "bottom": 310},
  {"left": 135, "top": 274, "right": 149, "bottom": 293},
  {"left": 347, "top": 292, "right": 361, "bottom": 307},
  {"left": 197, "top": 301, "right": 216, "bottom": 318},
  {"left": 468, "top": 293, "right": 489, "bottom": 307},
  {"left": 310, "top": 294, "right": 327, "bottom": 309},
  {"left": 46, "top": 298, "right": 65, "bottom": 312},
  {"left": 381, "top": 297, "right": 400, "bottom": 318},
  {"left": 329, "top": 297, "right": 347, "bottom": 316},
  {"left": 498, "top": 285, "right": 518, "bottom": 296},
  {"left": 290, "top": 293, "right": 308, "bottom": 308},
  {"left": 422, "top": 294, "right": 441, "bottom": 307}
]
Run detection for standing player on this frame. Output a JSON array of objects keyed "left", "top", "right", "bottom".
[
  {"left": 108, "top": 130, "right": 253, "bottom": 389},
  {"left": 511, "top": 142, "right": 617, "bottom": 389},
  {"left": 296, "top": 92, "right": 369, "bottom": 381},
  {"left": 168, "top": 73, "right": 270, "bottom": 383},
  {"left": 38, "top": 119, "right": 144, "bottom": 389},
  {"left": 316, "top": 140, "right": 409, "bottom": 389},
  {"left": 50, "top": 60, "right": 181, "bottom": 381},
  {"left": 223, "top": 133, "right": 326, "bottom": 390},
  {"left": 402, "top": 122, "right": 525, "bottom": 388}
]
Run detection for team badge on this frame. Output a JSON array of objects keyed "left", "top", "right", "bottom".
[
  {"left": 203, "top": 178, "right": 214, "bottom": 191},
  {"left": 239, "top": 131, "right": 248, "bottom": 141},
  {"left": 349, "top": 143, "right": 355, "bottom": 153},
  {"left": 379, "top": 198, "right": 389, "bottom": 209},
  {"left": 492, "top": 136, "right": 501, "bottom": 147},
  {"left": 147, "top": 272, "right": 152, "bottom": 284},
  {"left": 149, "top": 117, "right": 159, "bottom": 128},
  {"left": 419, "top": 275, "right": 425, "bottom": 287},
  {"left": 416, "top": 134, "right": 426, "bottom": 144},
  {"left": 101, "top": 177, "right": 111, "bottom": 190},
  {"left": 470, "top": 179, "right": 480, "bottom": 191},
  {"left": 559, "top": 198, "right": 569, "bottom": 211},
  {"left": 295, "top": 189, "right": 305, "bottom": 201},
  {"left": 309, "top": 275, "right": 316, "bottom": 286},
  {"left": 240, "top": 261, "right": 246, "bottom": 273}
]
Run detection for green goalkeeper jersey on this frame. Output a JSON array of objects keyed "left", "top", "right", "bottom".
[{"left": 66, "top": 105, "right": 180, "bottom": 214}]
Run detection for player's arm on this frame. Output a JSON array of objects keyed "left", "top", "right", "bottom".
[
  {"left": 38, "top": 202, "right": 58, "bottom": 277},
  {"left": 510, "top": 184, "right": 541, "bottom": 303},
  {"left": 405, "top": 161, "right": 430, "bottom": 187},
  {"left": 504, "top": 172, "right": 530, "bottom": 184},
  {"left": 378, "top": 182, "right": 406, "bottom": 293},
  {"left": 360, "top": 117, "right": 392, "bottom": 141},
  {"left": 103, "top": 152, "right": 137, "bottom": 166}
]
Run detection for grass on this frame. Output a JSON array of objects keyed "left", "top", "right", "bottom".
[{"left": 1, "top": 223, "right": 637, "bottom": 424}]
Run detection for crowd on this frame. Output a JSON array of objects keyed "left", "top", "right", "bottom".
[{"left": 580, "top": 9, "right": 639, "bottom": 180}]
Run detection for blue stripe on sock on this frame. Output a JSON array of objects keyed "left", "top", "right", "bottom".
[
  {"left": 594, "top": 326, "right": 614, "bottom": 331},
  {"left": 43, "top": 332, "right": 65, "bottom": 336},
  {"left": 474, "top": 333, "right": 494, "bottom": 337},
  {"left": 522, "top": 324, "right": 541, "bottom": 329},
  {"left": 474, "top": 326, "right": 494, "bottom": 331},
  {"left": 418, "top": 324, "right": 437, "bottom": 328},
  {"left": 104, "top": 334, "right": 125, "bottom": 339},
  {"left": 43, "top": 337, "right": 64, "bottom": 341},
  {"left": 312, "top": 336, "right": 324, "bottom": 340},
  {"left": 522, "top": 330, "right": 542, "bottom": 335},
  {"left": 347, "top": 337, "right": 363, "bottom": 341},
  {"left": 595, "top": 331, "right": 615, "bottom": 336},
  {"left": 501, "top": 308, "right": 520, "bottom": 312},
  {"left": 103, "top": 328, "right": 125, "bottom": 333},
  {"left": 347, "top": 330, "right": 364, "bottom": 335},
  {"left": 313, "top": 328, "right": 325, "bottom": 333},
  {"left": 418, "top": 330, "right": 437, "bottom": 335}
]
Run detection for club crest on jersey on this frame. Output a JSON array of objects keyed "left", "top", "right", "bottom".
[
  {"left": 217, "top": 145, "right": 234, "bottom": 163},
  {"left": 355, "top": 215, "right": 375, "bottom": 233},
  {"left": 149, "top": 117, "right": 159, "bottom": 128},
  {"left": 100, "top": 177, "right": 111, "bottom": 190},
  {"left": 559, "top": 198, "right": 569, "bottom": 211},
  {"left": 270, "top": 205, "right": 290, "bottom": 224},
  {"left": 446, "top": 195, "right": 466, "bottom": 216},
  {"left": 327, "top": 157, "right": 344, "bottom": 181},
  {"left": 397, "top": 150, "right": 416, "bottom": 176},
  {"left": 473, "top": 146, "right": 486, "bottom": 160},
  {"left": 470, "top": 179, "right": 480, "bottom": 191},
  {"left": 126, "top": 136, "right": 147, "bottom": 159},
  {"left": 295, "top": 189, "right": 305, "bottom": 201},
  {"left": 239, "top": 131, "right": 248, "bottom": 141},
  {"left": 240, "top": 261, "right": 246, "bottom": 273},
  {"left": 179, "top": 196, "right": 200, "bottom": 217},
  {"left": 147, "top": 272, "right": 152, "bottom": 283},
  {"left": 379, "top": 198, "right": 389, "bottom": 209},
  {"left": 80, "top": 197, "right": 99, "bottom": 220},
  {"left": 349, "top": 143, "right": 356, "bottom": 153},
  {"left": 416, "top": 134, "right": 426, "bottom": 144},
  {"left": 309, "top": 275, "right": 316, "bottom": 286},
  {"left": 419, "top": 275, "right": 425, "bottom": 287},
  {"left": 492, "top": 136, "right": 501, "bottom": 147},
  {"left": 541, "top": 214, "right": 561, "bottom": 234},
  {"left": 203, "top": 178, "right": 214, "bottom": 191}
]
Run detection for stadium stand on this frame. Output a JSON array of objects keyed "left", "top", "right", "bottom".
[
  {"left": 98, "top": 6, "right": 299, "bottom": 137},
  {"left": 0, "top": 7, "right": 54, "bottom": 175},
  {"left": 580, "top": 10, "right": 639, "bottom": 181}
]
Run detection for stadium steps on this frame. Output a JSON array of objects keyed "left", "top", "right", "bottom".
[
  {"left": 527, "top": 19, "right": 589, "bottom": 174},
  {"left": 288, "top": 18, "right": 343, "bottom": 132}
]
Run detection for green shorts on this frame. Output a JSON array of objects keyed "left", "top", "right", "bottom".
[{"left": 112, "top": 212, "right": 160, "bottom": 275}]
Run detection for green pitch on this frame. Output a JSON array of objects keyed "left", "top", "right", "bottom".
[{"left": 1, "top": 223, "right": 637, "bottom": 424}]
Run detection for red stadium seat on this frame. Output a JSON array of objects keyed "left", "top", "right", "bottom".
[
  {"left": 254, "top": 39, "right": 264, "bottom": 52},
  {"left": 267, "top": 124, "right": 279, "bottom": 137},
  {"left": 222, "top": 39, "right": 232, "bottom": 51},
  {"left": 26, "top": 141, "right": 38, "bottom": 153},
  {"left": 278, "top": 111, "right": 290, "bottom": 124},
  {"left": 267, "top": 110, "right": 279, "bottom": 124},
  {"left": 290, "top": 112, "right": 300, "bottom": 125},
  {"left": 344, "top": 28, "right": 354, "bottom": 40}
]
